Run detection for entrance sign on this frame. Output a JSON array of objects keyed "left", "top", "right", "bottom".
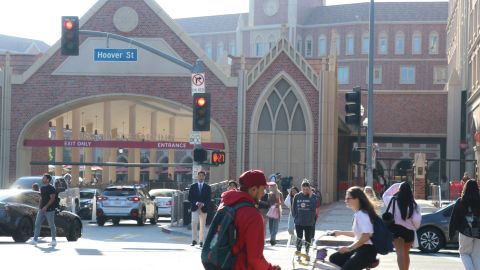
[
  {"left": 189, "top": 131, "right": 201, "bottom": 145},
  {"left": 94, "top": 48, "right": 138, "bottom": 62},
  {"left": 191, "top": 73, "right": 205, "bottom": 94},
  {"left": 24, "top": 139, "right": 224, "bottom": 150}
]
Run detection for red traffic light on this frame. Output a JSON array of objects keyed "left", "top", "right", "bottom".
[
  {"left": 196, "top": 97, "right": 206, "bottom": 107},
  {"left": 64, "top": 19, "right": 74, "bottom": 30}
]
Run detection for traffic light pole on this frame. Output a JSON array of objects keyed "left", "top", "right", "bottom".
[{"left": 366, "top": 0, "right": 375, "bottom": 187}]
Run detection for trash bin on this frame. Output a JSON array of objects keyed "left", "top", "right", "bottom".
[{"left": 183, "top": 200, "right": 191, "bottom": 226}]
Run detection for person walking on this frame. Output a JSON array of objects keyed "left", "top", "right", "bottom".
[
  {"left": 219, "top": 169, "right": 281, "bottom": 270},
  {"left": 284, "top": 186, "right": 299, "bottom": 235},
  {"left": 188, "top": 170, "right": 211, "bottom": 247},
  {"left": 27, "top": 173, "right": 57, "bottom": 247},
  {"left": 266, "top": 183, "right": 283, "bottom": 246},
  {"left": 449, "top": 179, "right": 480, "bottom": 270},
  {"left": 329, "top": 186, "right": 378, "bottom": 270},
  {"left": 382, "top": 182, "right": 421, "bottom": 270},
  {"left": 292, "top": 179, "right": 318, "bottom": 260}
]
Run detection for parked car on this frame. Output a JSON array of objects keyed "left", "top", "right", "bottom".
[
  {"left": 78, "top": 188, "right": 102, "bottom": 220},
  {"left": 96, "top": 185, "right": 158, "bottom": 226},
  {"left": 10, "top": 176, "right": 80, "bottom": 213},
  {"left": 0, "top": 189, "right": 82, "bottom": 242},
  {"left": 148, "top": 189, "right": 180, "bottom": 217},
  {"left": 417, "top": 202, "right": 458, "bottom": 253}
]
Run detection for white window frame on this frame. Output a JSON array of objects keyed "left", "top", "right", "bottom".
[
  {"left": 229, "top": 41, "right": 236, "bottom": 56},
  {"left": 337, "top": 66, "right": 349, "bottom": 84},
  {"left": 205, "top": 42, "right": 213, "bottom": 59},
  {"left": 433, "top": 66, "right": 448, "bottom": 84},
  {"left": 255, "top": 36, "right": 264, "bottom": 57},
  {"left": 412, "top": 31, "right": 422, "bottom": 55},
  {"left": 318, "top": 35, "right": 327, "bottom": 56},
  {"left": 305, "top": 35, "right": 313, "bottom": 57},
  {"left": 296, "top": 37, "right": 302, "bottom": 54},
  {"left": 346, "top": 33, "right": 354, "bottom": 55},
  {"left": 217, "top": 41, "right": 224, "bottom": 60},
  {"left": 429, "top": 31, "right": 439, "bottom": 55},
  {"left": 378, "top": 32, "right": 388, "bottom": 55},
  {"left": 400, "top": 66, "right": 416, "bottom": 84},
  {"left": 366, "top": 66, "right": 382, "bottom": 84},
  {"left": 395, "top": 32, "right": 405, "bottom": 55},
  {"left": 362, "top": 32, "right": 369, "bottom": 54},
  {"left": 268, "top": 34, "right": 276, "bottom": 49}
]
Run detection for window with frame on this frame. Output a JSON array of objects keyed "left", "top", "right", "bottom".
[
  {"left": 378, "top": 32, "right": 388, "bottom": 54},
  {"left": 412, "top": 31, "right": 422, "bottom": 54},
  {"left": 268, "top": 35, "right": 276, "bottom": 49},
  {"left": 362, "top": 33, "right": 369, "bottom": 54},
  {"left": 305, "top": 36, "right": 313, "bottom": 57},
  {"left": 296, "top": 38, "right": 302, "bottom": 54},
  {"left": 337, "top": 66, "right": 349, "bottom": 84},
  {"left": 433, "top": 66, "right": 448, "bottom": 84},
  {"left": 205, "top": 42, "right": 213, "bottom": 59},
  {"left": 255, "top": 36, "right": 264, "bottom": 57},
  {"left": 318, "top": 35, "right": 327, "bottom": 56},
  {"left": 229, "top": 41, "right": 236, "bottom": 56},
  {"left": 365, "top": 66, "right": 382, "bottom": 84},
  {"left": 395, "top": 32, "right": 405, "bottom": 55},
  {"left": 400, "top": 66, "right": 415, "bottom": 84},
  {"left": 346, "top": 33, "right": 354, "bottom": 55},
  {"left": 429, "top": 32, "right": 439, "bottom": 55},
  {"left": 217, "top": 42, "right": 224, "bottom": 60}
]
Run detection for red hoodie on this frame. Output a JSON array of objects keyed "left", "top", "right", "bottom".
[{"left": 220, "top": 190, "right": 277, "bottom": 270}]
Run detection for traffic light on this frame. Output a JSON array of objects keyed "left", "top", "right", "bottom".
[
  {"left": 193, "top": 147, "right": 207, "bottom": 163},
  {"left": 345, "top": 86, "right": 361, "bottom": 125},
  {"left": 211, "top": 151, "right": 226, "bottom": 165},
  {"left": 192, "top": 93, "right": 211, "bottom": 131},
  {"left": 61, "top": 16, "right": 79, "bottom": 56}
]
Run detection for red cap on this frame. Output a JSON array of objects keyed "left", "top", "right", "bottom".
[{"left": 239, "top": 170, "right": 275, "bottom": 189}]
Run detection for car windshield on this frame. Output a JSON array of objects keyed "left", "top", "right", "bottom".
[
  {"left": 103, "top": 188, "right": 136, "bottom": 196},
  {"left": 149, "top": 190, "right": 174, "bottom": 197},
  {"left": 10, "top": 177, "right": 42, "bottom": 189},
  {"left": 80, "top": 191, "right": 95, "bottom": 199}
]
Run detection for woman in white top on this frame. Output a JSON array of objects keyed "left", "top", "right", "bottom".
[
  {"left": 284, "top": 186, "right": 299, "bottom": 235},
  {"left": 383, "top": 182, "right": 422, "bottom": 270},
  {"left": 329, "top": 186, "right": 378, "bottom": 270}
]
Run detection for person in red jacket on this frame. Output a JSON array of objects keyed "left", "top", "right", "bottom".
[{"left": 221, "top": 169, "right": 281, "bottom": 270}]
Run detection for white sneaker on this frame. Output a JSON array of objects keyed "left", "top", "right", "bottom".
[
  {"left": 49, "top": 240, "right": 57, "bottom": 247},
  {"left": 27, "top": 239, "right": 38, "bottom": 245}
]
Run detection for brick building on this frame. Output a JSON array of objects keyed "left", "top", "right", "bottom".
[{"left": 0, "top": 0, "right": 449, "bottom": 201}]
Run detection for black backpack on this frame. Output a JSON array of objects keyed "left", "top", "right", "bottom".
[
  {"left": 201, "top": 201, "right": 253, "bottom": 270},
  {"left": 371, "top": 215, "right": 394, "bottom": 255}
]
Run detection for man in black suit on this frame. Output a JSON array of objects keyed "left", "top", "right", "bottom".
[{"left": 188, "top": 170, "right": 211, "bottom": 247}]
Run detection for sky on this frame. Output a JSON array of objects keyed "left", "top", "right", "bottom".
[{"left": 0, "top": 0, "right": 448, "bottom": 46}]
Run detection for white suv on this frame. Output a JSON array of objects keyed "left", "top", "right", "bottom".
[{"left": 96, "top": 185, "right": 158, "bottom": 226}]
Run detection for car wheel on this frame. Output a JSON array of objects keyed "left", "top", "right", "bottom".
[
  {"left": 137, "top": 209, "right": 146, "bottom": 226},
  {"left": 150, "top": 208, "right": 158, "bottom": 225},
  {"left": 112, "top": 219, "right": 120, "bottom": 226},
  {"left": 12, "top": 217, "right": 33, "bottom": 243},
  {"left": 418, "top": 227, "right": 445, "bottom": 253},
  {"left": 67, "top": 219, "right": 82, "bottom": 241},
  {"left": 97, "top": 217, "right": 106, "bottom": 227}
]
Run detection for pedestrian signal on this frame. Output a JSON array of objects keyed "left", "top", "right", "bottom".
[{"left": 211, "top": 151, "right": 226, "bottom": 165}]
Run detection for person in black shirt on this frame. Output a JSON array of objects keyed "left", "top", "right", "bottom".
[{"left": 27, "top": 174, "right": 57, "bottom": 247}]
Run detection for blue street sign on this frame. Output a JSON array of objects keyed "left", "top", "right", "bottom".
[{"left": 94, "top": 48, "right": 137, "bottom": 62}]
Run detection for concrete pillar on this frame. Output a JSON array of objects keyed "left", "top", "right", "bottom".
[
  {"left": 71, "top": 110, "right": 80, "bottom": 187},
  {"left": 414, "top": 153, "right": 427, "bottom": 200},
  {"left": 108, "top": 128, "right": 118, "bottom": 184},
  {"left": 54, "top": 116, "right": 64, "bottom": 177},
  {"left": 168, "top": 117, "right": 176, "bottom": 180},
  {"left": 128, "top": 105, "right": 140, "bottom": 183},
  {"left": 149, "top": 112, "right": 157, "bottom": 180},
  {"left": 101, "top": 101, "right": 111, "bottom": 185},
  {"left": 84, "top": 123, "right": 93, "bottom": 183}
]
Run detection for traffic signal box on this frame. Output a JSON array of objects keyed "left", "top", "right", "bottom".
[
  {"left": 192, "top": 93, "right": 211, "bottom": 131},
  {"left": 211, "top": 151, "right": 226, "bottom": 165},
  {"left": 61, "top": 16, "right": 79, "bottom": 56},
  {"left": 193, "top": 148, "right": 207, "bottom": 163},
  {"left": 344, "top": 86, "right": 361, "bottom": 125}
]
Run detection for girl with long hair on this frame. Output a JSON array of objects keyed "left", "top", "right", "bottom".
[
  {"left": 267, "top": 183, "right": 283, "bottom": 245},
  {"left": 382, "top": 182, "right": 422, "bottom": 270},
  {"left": 284, "top": 186, "right": 299, "bottom": 235},
  {"left": 449, "top": 179, "right": 480, "bottom": 270},
  {"left": 329, "top": 186, "right": 378, "bottom": 270},
  {"left": 363, "top": 186, "right": 381, "bottom": 214}
]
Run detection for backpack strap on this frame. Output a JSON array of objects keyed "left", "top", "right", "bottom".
[
  {"left": 386, "top": 197, "right": 395, "bottom": 213},
  {"left": 232, "top": 201, "right": 254, "bottom": 211}
]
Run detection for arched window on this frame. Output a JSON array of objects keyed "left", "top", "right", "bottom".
[
  {"left": 229, "top": 40, "right": 236, "bottom": 56},
  {"left": 429, "top": 31, "right": 439, "bottom": 54},
  {"left": 378, "top": 32, "right": 388, "bottom": 54},
  {"left": 217, "top": 41, "right": 224, "bottom": 60},
  {"left": 305, "top": 35, "right": 313, "bottom": 57},
  {"left": 345, "top": 33, "right": 354, "bottom": 55},
  {"left": 361, "top": 32, "right": 369, "bottom": 54},
  {"left": 412, "top": 31, "right": 422, "bottom": 54},
  {"left": 395, "top": 31, "right": 405, "bottom": 55},
  {"left": 255, "top": 36, "right": 264, "bottom": 57},
  {"left": 268, "top": 34, "right": 276, "bottom": 49},
  {"left": 318, "top": 35, "right": 327, "bottom": 56},
  {"left": 296, "top": 37, "right": 302, "bottom": 54},
  {"left": 205, "top": 42, "right": 213, "bottom": 59}
]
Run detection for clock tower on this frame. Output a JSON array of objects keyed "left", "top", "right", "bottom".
[{"left": 249, "top": 0, "right": 325, "bottom": 27}]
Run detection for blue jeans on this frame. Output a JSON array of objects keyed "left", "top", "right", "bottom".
[
  {"left": 33, "top": 210, "right": 56, "bottom": 241},
  {"left": 268, "top": 217, "right": 279, "bottom": 241}
]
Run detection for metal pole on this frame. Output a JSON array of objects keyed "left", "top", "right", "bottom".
[{"left": 366, "top": 0, "right": 375, "bottom": 187}]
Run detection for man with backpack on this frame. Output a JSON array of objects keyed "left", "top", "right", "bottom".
[{"left": 201, "top": 169, "right": 281, "bottom": 270}]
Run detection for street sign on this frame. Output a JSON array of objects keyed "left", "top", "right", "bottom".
[
  {"left": 191, "top": 72, "right": 205, "bottom": 94},
  {"left": 192, "top": 164, "right": 202, "bottom": 178},
  {"left": 94, "top": 48, "right": 138, "bottom": 62},
  {"left": 189, "top": 131, "right": 201, "bottom": 145}
]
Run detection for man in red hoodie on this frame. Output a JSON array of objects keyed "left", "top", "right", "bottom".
[{"left": 220, "top": 170, "right": 281, "bottom": 270}]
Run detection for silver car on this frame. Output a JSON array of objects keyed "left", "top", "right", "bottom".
[
  {"left": 417, "top": 202, "right": 458, "bottom": 253},
  {"left": 148, "top": 189, "right": 180, "bottom": 217},
  {"left": 96, "top": 185, "right": 158, "bottom": 226}
]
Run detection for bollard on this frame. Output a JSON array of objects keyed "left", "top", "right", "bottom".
[
  {"left": 71, "top": 198, "right": 75, "bottom": 213},
  {"left": 90, "top": 194, "right": 97, "bottom": 223}
]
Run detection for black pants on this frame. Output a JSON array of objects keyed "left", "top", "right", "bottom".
[
  {"left": 295, "top": 225, "right": 315, "bottom": 252},
  {"left": 329, "top": 244, "right": 377, "bottom": 270}
]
